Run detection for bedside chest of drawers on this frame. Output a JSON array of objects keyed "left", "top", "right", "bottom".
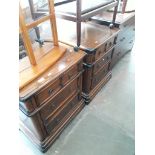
[
  {"left": 56, "top": 19, "right": 119, "bottom": 103},
  {"left": 19, "top": 46, "right": 86, "bottom": 152}
]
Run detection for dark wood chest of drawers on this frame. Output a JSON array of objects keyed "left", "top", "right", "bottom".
[
  {"left": 91, "top": 12, "right": 135, "bottom": 68},
  {"left": 19, "top": 46, "right": 86, "bottom": 152},
  {"left": 56, "top": 19, "right": 119, "bottom": 103}
]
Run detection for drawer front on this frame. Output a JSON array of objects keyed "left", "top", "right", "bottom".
[
  {"left": 95, "top": 35, "right": 117, "bottom": 61},
  {"left": 35, "top": 61, "right": 83, "bottom": 106},
  {"left": 45, "top": 94, "right": 80, "bottom": 134},
  {"left": 93, "top": 47, "right": 114, "bottom": 74},
  {"left": 119, "top": 27, "right": 135, "bottom": 43},
  {"left": 35, "top": 79, "right": 62, "bottom": 106},
  {"left": 62, "top": 61, "right": 83, "bottom": 85},
  {"left": 121, "top": 15, "right": 135, "bottom": 30},
  {"left": 91, "top": 61, "right": 110, "bottom": 89},
  {"left": 111, "top": 50, "right": 123, "bottom": 67},
  {"left": 40, "top": 74, "right": 82, "bottom": 122},
  {"left": 95, "top": 43, "right": 107, "bottom": 61},
  {"left": 111, "top": 38, "right": 134, "bottom": 68}
]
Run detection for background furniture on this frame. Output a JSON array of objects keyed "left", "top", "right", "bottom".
[
  {"left": 55, "top": 19, "right": 119, "bottom": 103},
  {"left": 91, "top": 10, "right": 135, "bottom": 68}
]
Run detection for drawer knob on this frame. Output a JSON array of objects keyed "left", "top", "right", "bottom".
[
  {"left": 48, "top": 89, "right": 53, "bottom": 95},
  {"left": 109, "top": 42, "right": 112, "bottom": 47},
  {"left": 120, "top": 37, "right": 125, "bottom": 42},
  {"left": 104, "top": 43, "right": 107, "bottom": 52},
  {"left": 103, "top": 58, "right": 105, "bottom": 61},
  {"left": 68, "top": 73, "right": 72, "bottom": 79},
  {"left": 129, "top": 40, "right": 133, "bottom": 44}
]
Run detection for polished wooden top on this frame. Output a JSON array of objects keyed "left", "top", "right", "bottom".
[
  {"left": 92, "top": 11, "right": 135, "bottom": 24},
  {"left": 56, "top": 19, "right": 119, "bottom": 50},
  {"left": 19, "top": 43, "right": 86, "bottom": 100},
  {"left": 19, "top": 43, "right": 66, "bottom": 90}
]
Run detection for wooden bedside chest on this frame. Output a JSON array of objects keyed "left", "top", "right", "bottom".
[
  {"left": 56, "top": 19, "right": 119, "bottom": 103},
  {"left": 19, "top": 46, "right": 86, "bottom": 152}
]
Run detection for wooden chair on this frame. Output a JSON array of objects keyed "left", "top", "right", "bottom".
[{"left": 19, "top": 0, "right": 66, "bottom": 90}]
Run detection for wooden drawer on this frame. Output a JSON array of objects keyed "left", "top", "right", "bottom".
[
  {"left": 111, "top": 39, "right": 134, "bottom": 68},
  {"left": 95, "top": 35, "right": 117, "bottom": 61},
  {"left": 62, "top": 61, "right": 83, "bottom": 85},
  {"left": 40, "top": 74, "right": 82, "bottom": 122},
  {"left": 93, "top": 47, "right": 114, "bottom": 74},
  {"left": 117, "top": 27, "right": 135, "bottom": 44},
  {"left": 45, "top": 93, "right": 80, "bottom": 134},
  {"left": 84, "top": 35, "right": 118, "bottom": 64},
  {"left": 91, "top": 61, "right": 110, "bottom": 89},
  {"left": 121, "top": 15, "right": 135, "bottom": 30},
  {"left": 34, "top": 79, "right": 62, "bottom": 106},
  {"left": 34, "top": 61, "right": 83, "bottom": 106}
]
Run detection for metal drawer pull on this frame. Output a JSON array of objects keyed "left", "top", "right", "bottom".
[
  {"left": 68, "top": 73, "right": 72, "bottom": 79},
  {"left": 129, "top": 40, "right": 133, "bottom": 44},
  {"left": 48, "top": 89, "right": 53, "bottom": 95},
  {"left": 120, "top": 37, "right": 125, "bottom": 42}
]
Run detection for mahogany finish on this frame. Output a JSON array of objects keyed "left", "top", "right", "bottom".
[
  {"left": 19, "top": 45, "right": 86, "bottom": 152},
  {"left": 56, "top": 19, "right": 119, "bottom": 103}
]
